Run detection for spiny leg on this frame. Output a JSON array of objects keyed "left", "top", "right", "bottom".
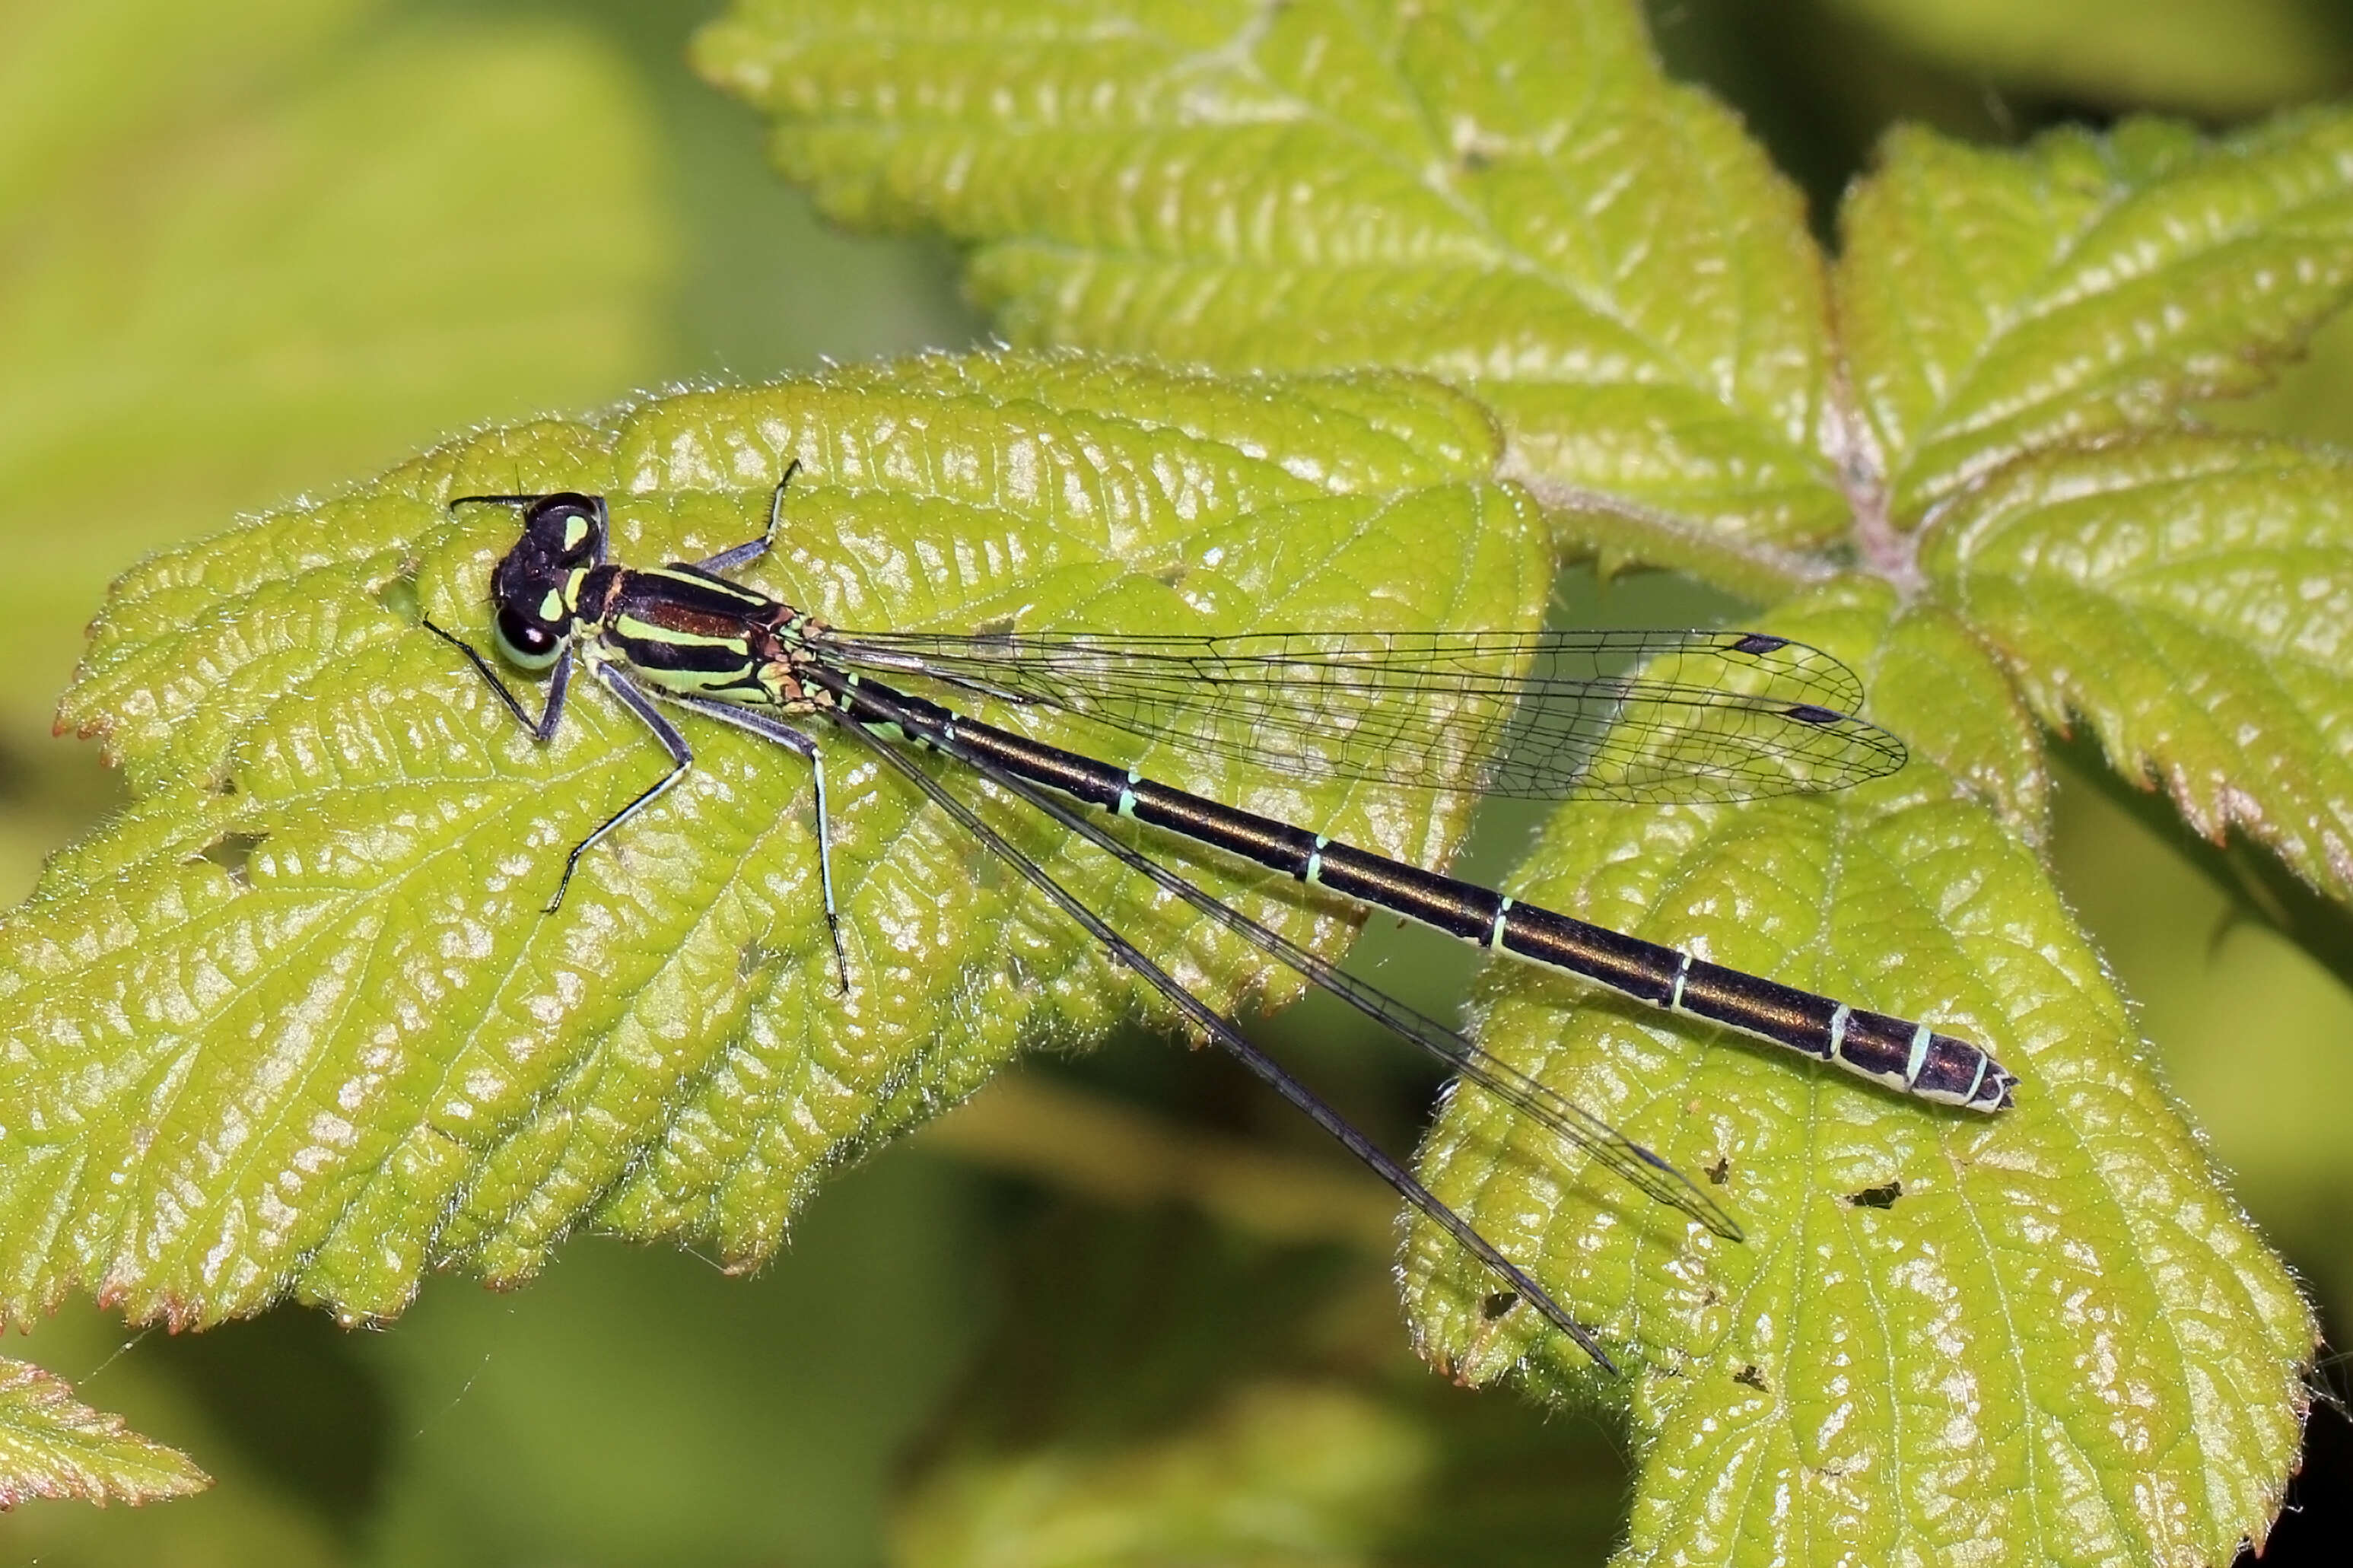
[
  {"left": 548, "top": 664, "right": 696, "bottom": 914},
  {"left": 698, "top": 458, "right": 803, "bottom": 575},
  {"left": 663, "top": 692, "right": 852, "bottom": 994}
]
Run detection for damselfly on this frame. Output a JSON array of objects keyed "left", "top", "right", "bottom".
[{"left": 422, "top": 465, "right": 2018, "bottom": 1369}]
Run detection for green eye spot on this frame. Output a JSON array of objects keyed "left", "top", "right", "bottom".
[
  {"left": 539, "top": 589, "right": 566, "bottom": 622},
  {"left": 564, "top": 514, "right": 590, "bottom": 551}
]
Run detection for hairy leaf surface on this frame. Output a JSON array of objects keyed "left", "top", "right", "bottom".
[
  {"left": 695, "top": 0, "right": 1843, "bottom": 572},
  {"left": 8, "top": 354, "right": 1547, "bottom": 1326},
  {"left": 16, "top": 0, "right": 2346, "bottom": 1557},
  {"left": 517, "top": 17, "right": 2351, "bottom": 1566},
  {"left": 1923, "top": 433, "right": 2353, "bottom": 905},
  {"left": 1408, "top": 587, "right": 2313, "bottom": 1567},
  {"left": 1839, "top": 109, "right": 2353, "bottom": 520},
  {"left": 0, "top": 1358, "right": 207, "bottom": 1509}
]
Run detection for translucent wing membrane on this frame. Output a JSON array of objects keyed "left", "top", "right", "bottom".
[
  {"left": 817, "top": 629, "right": 1906, "bottom": 802},
  {"left": 917, "top": 724, "right": 1747, "bottom": 1240}
]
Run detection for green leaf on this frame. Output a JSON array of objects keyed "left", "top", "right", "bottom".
[
  {"left": 0, "top": 1356, "right": 208, "bottom": 1509},
  {"left": 693, "top": 0, "right": 1843, "bottom": 582},
  {"left": 17, "top": 3, "right": 2343, "bottom": 1556},
  {"left": 0, "top": 0, "right": 366, "bottom": 217},
  {"left": 1407, "top": 586, "right": 2314, "bottom": 1566},
  {"left": 0, "top": 0, "right": 670, "bottom": 745},
  {"left": 1861, "top": 597, "right": 2051, "bottom": 841},
  {"left": 898, "top": 1380, "right": 1429, "bottom": 1567},
  {"left": 889, "top": 1203, "right": 1628, "bottom": 1568},
  {"left": 1824, "top": 0, "right": 2352, "bottom": 116},
  {"left": 1838, "top": 108, "right": 2353, "bottom": 520},
  {"left": 1922, "top": 432, "right": 2353, "bottom": 905},
  {"left": 691, "top": 14, "right": 2352, "bottom": 1559},
  {"left": 4, "top": 352, "right": 1549, "bottom": 1328}
]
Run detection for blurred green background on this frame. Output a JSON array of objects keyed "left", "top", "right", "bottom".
[{"left": 3, "top": 1, "right": 2350, "bottom": 1563}]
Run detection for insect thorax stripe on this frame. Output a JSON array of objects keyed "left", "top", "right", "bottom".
[
  {"left": 615, "top": 625, "right": 755, "bottom": 672},
  {"left": 638, "top": 565, "right": 772, "bottom": 613}
]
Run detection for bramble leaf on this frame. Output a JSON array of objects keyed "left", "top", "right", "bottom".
[
  {"left": 5, "top": 353, "right": 1548, "bottom": 1328},
  {"left": 1838, "top": 108, "right": 2353, "bottom": 520},
  {"left": 693, "top": 0, "right": 1843, "bottom": 584},
  {"left": 1922, "top": 433, "right": 2353, "bottom": 904},
  {"left": 0, "top": 1357, "right": 208, "bottom": 1509},
  {"left": 688, "top": 2, "right": 2351, "bottom": 1557},
  {"left": 1410, "top": 587, "right": 2313, "bottom": 1567},
  {"left": 15, "top": 0, "right": 2346, "bottom": 1558}
]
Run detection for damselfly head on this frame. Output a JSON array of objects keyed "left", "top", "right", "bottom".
[{"left": 488, "top": 492, "right": 604, "bottom": 670}]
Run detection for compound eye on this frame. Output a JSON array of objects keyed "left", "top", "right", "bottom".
[
  {"left": 496, "top": 604, "right": 561, "bottom": 669},
  {"left": 527, "top": 494, "right": 604, "bottom": 565}
]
